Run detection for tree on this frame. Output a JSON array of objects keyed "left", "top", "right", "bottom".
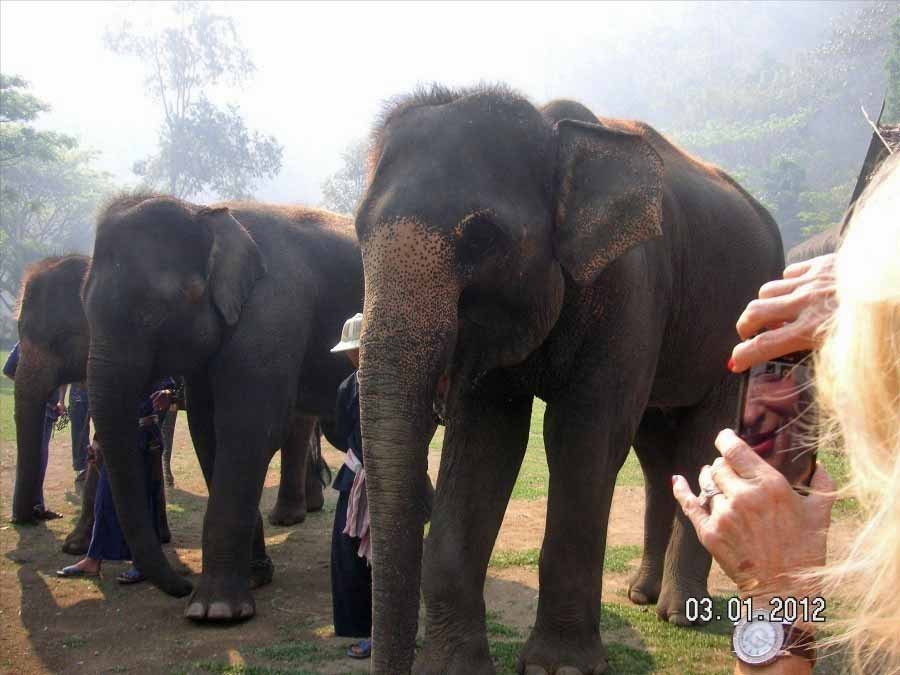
[
  {"left": 106, "top": 2, "right": 283, "bottom": 199},
  {"left": 321, "top": 138, "right": 370, "bottom": 215},
  {"left": 0, "top": 75, "right": 113, "bottom": 321},
  {"left": 885, "top": 16, "right": 900, "bottom": 123}
]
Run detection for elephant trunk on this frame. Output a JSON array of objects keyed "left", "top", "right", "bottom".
[
  {"left": 11, "top": 342, "right": 59, "bottom": 523},
  {"left": 87, "top": 335, "right": 191, "bottom": 598},
  {"left": 360, "top": 286, "right": 458, "bottom": 673}
]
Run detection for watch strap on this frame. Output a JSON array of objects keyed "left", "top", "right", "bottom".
[{"left": 783, "top": 624, "right": 817, "bottom": 668}]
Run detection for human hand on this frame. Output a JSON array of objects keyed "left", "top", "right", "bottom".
[
  {"left": 730, "top": 254, "right": 837, "bottom": 372},
  {"left": 672, "top": 429, "right": 835, "bottom": 602},
  {"left": 151, "top": 390, "right": 172, "bottom": 412}
]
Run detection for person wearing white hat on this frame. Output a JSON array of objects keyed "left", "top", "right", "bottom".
[{"left": 324, "top": 313, "right": 372, "bottom": 659}]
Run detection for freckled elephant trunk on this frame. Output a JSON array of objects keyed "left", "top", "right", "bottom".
[
  {"left": 11, "top": 343, "right": 59, "bottom": 523},
  {"left": 87, "top": 336, "right": 191, "bottom": 598},
  {"left": 360, "top": 289, "right": 457, "bottom": 673}
]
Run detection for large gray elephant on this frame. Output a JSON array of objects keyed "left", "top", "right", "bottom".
[
  {"left": 353, "top": 86, "right": 784, "bottom": 674},
  {"left": 9, "top": 254, "right": 326, "bottom": 551},
  {"left": 82, "top": 195, "right": 363, "bottom": 621}
]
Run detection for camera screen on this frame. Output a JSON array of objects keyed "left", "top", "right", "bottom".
[{"left": 737, "top": 358, "right": 817, "bottom": 488}]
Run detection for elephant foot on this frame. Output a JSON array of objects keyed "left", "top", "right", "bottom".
[
  {"left": 656, "top": 579, "right": 710, "bottom": 626},
  {"left": 249, "top": 555, "right": 274, "bottom": 590},
  {"left": 268, "top": 501, "right": 307, "bottom": 526},
  {"left": 627, "top": 567, "right": 661, "bottom": 606},
  {"left": 305, "top": 486, "right": 325, "bottom": 513},
  {"left": 61, "top": 526, "right": 92, "bottom": 555},
  {"left": 413, "top": 635, "right": 494, "bottom": 675},
  {"left": 184, "top": 575, "right": 256, "bottom": 622},
  {"left": 518, "top": 628, "right": 608, "bottom": 675}
]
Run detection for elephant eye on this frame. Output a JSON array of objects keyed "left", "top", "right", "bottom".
[{"left": 456, "top": 213, "right": 507, "bottom": 267}]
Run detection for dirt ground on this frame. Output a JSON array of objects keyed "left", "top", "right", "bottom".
[{"left": 0, "top": 409, "right": 853, "bottom": 675}]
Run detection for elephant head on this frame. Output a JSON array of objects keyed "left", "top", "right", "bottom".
[
  {"left": 355, "top": 86, "right": 664, "bottom": 671},
  {"left": 11, "top": 255, "right": 90, "bottom": 523},
  {"left": 82, "top": 194, "right": 265, "bottom": 597}
]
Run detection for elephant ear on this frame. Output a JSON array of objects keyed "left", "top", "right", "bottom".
[
  {"left": 553, "top": 119, "right": 664, "bottom": 285},
  {"left": 198, "top": 206, "right": 267, "bottom": 326}
]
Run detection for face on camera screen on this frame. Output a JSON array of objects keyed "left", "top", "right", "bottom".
[{"left": 739, "top": 359, "right": 817, "bottom": 487}]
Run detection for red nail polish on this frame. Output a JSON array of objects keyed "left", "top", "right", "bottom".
[
  {"left": 671, "top": 475, "right": 678, "bottom": 485},
  {"left": 727, "top": 357, "right": 736, "bottom": 372}
]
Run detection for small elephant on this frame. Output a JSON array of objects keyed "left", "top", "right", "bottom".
[
  {"left": 353, "top": 85, "right": 784, "bottom": 674},
  {"left": 82, "top": 195, "right": 363, "bottom": 621}
]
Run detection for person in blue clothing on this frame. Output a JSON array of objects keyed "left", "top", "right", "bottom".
[
  {"left": 3, "top": 342, "right": 64, "bottom": 520},
  {"left": 324, "top": 313, "right": 373, "bottom": 659},
  {"left": 68, "top": 381, "right": 90, "bottom": 487},
  {"left": 56, "top": 377, "right": 176, "bottom": 584}
]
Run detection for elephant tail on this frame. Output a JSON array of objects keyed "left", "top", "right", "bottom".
[{"left": 311, "top": 421, "right": 332, "bottom": 488}]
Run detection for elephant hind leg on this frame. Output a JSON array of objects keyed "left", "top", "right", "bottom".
[
  {"left": 62, "top": 461, "right": 100, "bottom": 555},
  {"left": 628, "top": 408, "right": 683, "bottom": 606},
  {"left": 269, "top": 414, "right": 317, "bottom": 526},
  {"left": 654, "top": 376, "right": 740, "bottom": 626}
]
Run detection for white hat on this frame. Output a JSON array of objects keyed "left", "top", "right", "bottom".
[{"left": 331, "top": 313, "right": 363, "bottom": 353}]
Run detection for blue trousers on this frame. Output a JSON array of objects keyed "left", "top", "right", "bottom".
[
  {"left": 331, "top": 490, "right": 372, "bottom": 638},
  {"left": 87, "top": 451, "right": 160, "bottom": 562}
]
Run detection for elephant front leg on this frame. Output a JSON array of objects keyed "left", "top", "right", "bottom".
[
  {"left": 185, "top": 388, "right": 275, "bottom": 622},
  {"left": 414, "top": 388, "right": 532, "bottom": 675},
  {"left": 520, "top": 401, "right": 634, "bottom": 675},
  {"left": 269, "top": 414, "right": 316, "bottom": 526}
]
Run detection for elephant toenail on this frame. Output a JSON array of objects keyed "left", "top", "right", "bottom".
[
  {"left": 184, "top": 602, "right": 205, "bottom": 619},
  {"left": 238, "top": 602, "right": 254, "bottom": 618},
  {"left": 524, "top": 666, "right": 549, "bottom": 675},
  {"left": 557, "top": 667, "right": 583, "bottom": 675},
  {"left": 668, "top": 612, "right": 692, "bottom": 627},
  {"left": 207, "top": 602, "right": 234, "bottom": 620}
]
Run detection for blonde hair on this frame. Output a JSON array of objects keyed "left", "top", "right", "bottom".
[{"left": 814, "top": 152, "right": 900, "bottom": 673}]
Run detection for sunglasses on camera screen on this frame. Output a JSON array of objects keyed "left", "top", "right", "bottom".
[{"left": 735, "top": 353, "right": 817, "bottom": 489}]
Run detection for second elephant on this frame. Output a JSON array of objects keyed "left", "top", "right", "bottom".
[{"left": 83, "top": 195, "right": 363, "bottom": 621}]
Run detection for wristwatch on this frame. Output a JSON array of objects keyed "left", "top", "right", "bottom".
[{"left": 732, "top": 608, "right": 817, "bottom": 667}]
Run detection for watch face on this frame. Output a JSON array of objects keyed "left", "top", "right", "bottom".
[{"left": 734, "top": 620, "right": 783, "bottom": 665}]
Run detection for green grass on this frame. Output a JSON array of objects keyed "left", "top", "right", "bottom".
[
  {"left": 485, "top": 610, "right": 519, "bottom": 638},
  {"left": 488, "top": 544, "right": 642, "bottom": 573},
  {"left": 253, "top": 641, "right": 335, "bottom": 664},
  {"left": 485, "top": 600, "right": 734, "bottom": 674},
  {"left": 819, "top": 446, "right": 858, "bottom": 516},
  {"left": 61, "top": 635, "right": 87, "bottom": 648},
  {"left": 430, "top": 398, "right": 644, "bottom": 501},
  {"left": 1, "top": 378, "right": 14, "bottom": 442}
]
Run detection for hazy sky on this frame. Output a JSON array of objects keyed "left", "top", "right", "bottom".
[{"left": 0, "top": 0, "right": 845, "bottom": 205}]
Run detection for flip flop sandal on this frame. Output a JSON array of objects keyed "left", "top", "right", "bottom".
[
  {"left": 117, "top": 568, "right": 146, "bottom": 585},
  {"left": 34, "top": 507, "right": 63, "bottom": 520},
  {"left": 56, "top": 564, "right": 99, "bottom": 578},
  {"left": 347, "top": 639, "right": 372, "bottom": 659}
]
